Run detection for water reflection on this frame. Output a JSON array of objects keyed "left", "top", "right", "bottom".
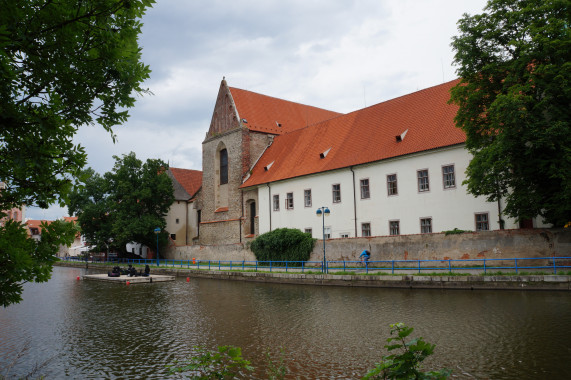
[{"left": 0, "top": 266, "right": 570, "bottom": 379}]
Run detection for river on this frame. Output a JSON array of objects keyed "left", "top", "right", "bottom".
[{"left": 1, "top": 266, "right": 570, "bottom": 379}]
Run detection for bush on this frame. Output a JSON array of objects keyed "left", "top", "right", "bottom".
[{"left": 250, "top": 228, "right": 316, "bottom": 266}]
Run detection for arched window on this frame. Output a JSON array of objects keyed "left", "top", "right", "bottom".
[{"left": 220, "top": 148, "right": 228, "bottom": 184}]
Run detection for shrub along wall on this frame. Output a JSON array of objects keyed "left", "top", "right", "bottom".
[{"left": 168, "top": 228, "right": 570, "bottom": 263}]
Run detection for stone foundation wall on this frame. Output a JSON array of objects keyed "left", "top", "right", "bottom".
[{"left": 166, "top": 228, "right": 571, "bottom": 263}]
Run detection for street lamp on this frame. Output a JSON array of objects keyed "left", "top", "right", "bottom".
[
  {"left": 154, "top": 227, "right": 161, "bottom": 267},
  {"left": 316, "top": 207, "right": 330, "bottom": 273}
]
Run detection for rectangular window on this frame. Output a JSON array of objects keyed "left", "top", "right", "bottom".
[
  {"left": 340, "top": 233, "right": 349, "bottom": 238},
  {"left": 362, "top": 222, "right": 371, "bottom": 237},
  {"left": 389, "top": 220, "right": 400, "bottom": 236},
  {"left": 304, "top": 228, "right": 312, "bottom": 235},
  {"left": 170, "top": 234, "right": 176, "bottom": 240},
  {"left": 273, "top": 194, "right": 280, "bottom": 211},
  {"left": 476, "top": 213, "right": 489, "bottom": 231},
  {"left": 417, "top": 169, "right": 429, "bottom": 192},
  {"left": 442, "top": 165, "right": 456, "bottom": 189},
  {"left": 175, "top": 218, "right": 180, "bottom": 224},
  {"left": 332, "top": 184, "right": 341, "bottom": 203},
  {"left": 387, "top": 174, "right": 398, "bottom": 195},
  {"left": 286, "top": 192, "right": 293, "bottom": 209},
  {"left": 420, "top": 218, "right": 432, "bottom": 233},
  {"left": 324, "top": 227, "right": 331, "bottom": 239},
  {"left": 304, "top": 189, "right": 312, "bottom": 207},
  {"left": 360, "top": 179, "right": 370, "bottom": 199}
]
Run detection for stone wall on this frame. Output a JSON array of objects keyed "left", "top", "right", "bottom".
[{"left": 168, "top": 228, "right": 571, "bottom": 263}]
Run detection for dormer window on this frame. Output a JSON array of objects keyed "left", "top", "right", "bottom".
[{"left": 320, "top": 147, "right": 332, "bottom": 159}]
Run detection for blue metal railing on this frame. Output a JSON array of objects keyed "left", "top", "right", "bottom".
[{"left": 61, "top": 256, "right": 571, "bottom": 275}]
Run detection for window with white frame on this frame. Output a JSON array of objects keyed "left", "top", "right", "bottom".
[
  {"left": 420, "top": 218, "right": 432, "bottom": 233},
  {"left": 360, "top": 179, "right": 370, "bottom": 199},
  {"left": 273, "top": 194, "right": 280, "bottom": 211},
  {"left": 286, "top": 192, "right": 293, "bottom": 209},
  {"left": 340, "top": 232, "right": 349, "bottom": 238},
  {"left": 304, "top": 228, "right": 312, "bottom": 235},
  {"left": 417, "top": 169, "right": 429, "bottom": 192},
  {"left": 387, "top": 174, "right": 398, "bottom": 196},
  {"left": 362, "top": 222, "right": 371, "bottom": 237},
  {"left": 304, "top": 189, "right": 312, "bottom": 207},
  {"left": 442, "top": 165, "right": 456, "bottom": 189},
  {"left": 324, "top": 226, "right": 331, "bottom": 239},
  {"left": 389, "top": 220, "right": 400, "bottom": 236},
  {"left": 475, "top": 213, "right": 489, "bottom": 231},
  {"left": 332, "top": 184, "right": 341, "bottom": 203}
]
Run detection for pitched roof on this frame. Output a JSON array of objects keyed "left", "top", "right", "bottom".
[
  {"left": 229, "top": 87, "right": 342, "bottom": 135},
  {"left": 241, "top": 79, "right": 465, "bottom": 188},
  {"left": 169, "top": 168, "right": 202, "bottom": 200}
]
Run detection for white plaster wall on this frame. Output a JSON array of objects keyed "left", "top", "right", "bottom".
[{"left": 256, "top": 145, "right": 520, "bottom": 237}]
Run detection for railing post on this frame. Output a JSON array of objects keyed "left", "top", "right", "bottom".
[
  {"left": 448, "top": 259, "right": 451, "bottom": 274},
  {"left": 365, "top": 261, "right": 368, "bottom": 274},
  {"left": 242, "top": 260, "right": 245, "bottom": 271},
  {"left": 392, "top": 260, "right": 395, "bottom": 274},
  {"left": 484, "top": 258, "right": 486, "bottom": 274},
  {"left": 230, "top": 261, "right": 232, "bottom": 270},
  {"left": 418, "top": 259, "right": 421, "bottom": 274},
  {"left": 302, "top": 261, "right": 305, "bottom": 273},
  {"left": 515, "top": 258, "right": 518, "bottom": 274},
  {"left": 218, "top": 260, "right": 221, "bottom": 270},
  {"left": 343, "top": 260, "right": 346, "bottom": 272},
  {"left": 255, "top": 261, "right": 258, "bottom": 272},
  {"left": 208, "top": 260, "right": 211, "bottom": 270},
  {"left": 270, "top": 261, "right": 272, "bottom": 272},
  {"left": 553, "top": 256, "right": 557, "bottom": 274},
  {"left": 286, "top": 261, "right": 288, "bottom": 272}
]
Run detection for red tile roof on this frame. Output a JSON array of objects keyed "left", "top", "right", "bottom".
[
  {"left": 229, "top": 87, "right": 342, "bottom": 134},
  {"left": 241, "top": 79, "right": 465, "bottom": 188},
  {"left": 169, "top": 168, "right": 202, "bottom": 197}
]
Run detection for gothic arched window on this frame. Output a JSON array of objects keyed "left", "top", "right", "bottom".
[{"left": 220, "top": 148, "right": 228, "bottom": 184}]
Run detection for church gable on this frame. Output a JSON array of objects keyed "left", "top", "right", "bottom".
[{"left": 207, "top": 78, "right": 241, "bottom": 138}]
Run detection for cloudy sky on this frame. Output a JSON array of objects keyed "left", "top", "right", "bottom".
[{"left": 28, "top": 0, "right": 488, "bottom": 220}]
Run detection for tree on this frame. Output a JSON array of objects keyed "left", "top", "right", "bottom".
[
  {"left": 0, "top": 0, "right": 154, "bottom": 306},
  {"left": 449, "top": 0, "right": 570, "bottom": 227},
  {"left": 0, "top": 219, "right": 77, "bottom": 307},
  {"left": 0, "top": 0, "right": 153, "bottom": 210},
  {"left": 68, "top": 152, "right": 174, "bottom": 257}
]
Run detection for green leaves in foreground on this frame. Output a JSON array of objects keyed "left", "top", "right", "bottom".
[
  {"left": 168, "top": 346, "right": 254, "bottom": 379},
  {"left": 362, "top": 323, "right": 451, "bottom": 380}
]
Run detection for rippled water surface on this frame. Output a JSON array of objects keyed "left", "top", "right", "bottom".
[{"left": 1, "top": 266, "right": 571, "bottom": 379}]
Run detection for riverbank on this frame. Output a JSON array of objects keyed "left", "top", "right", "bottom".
[{"left": 56, "top": 261, "right": 571, "bottom": 291}]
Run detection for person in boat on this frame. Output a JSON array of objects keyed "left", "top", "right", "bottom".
[
  {"left": 108, "top": 266, "right": 121, "bottom": 277},
  {"left": 128, "top": 265, "right": 137, "bottom": 277}
]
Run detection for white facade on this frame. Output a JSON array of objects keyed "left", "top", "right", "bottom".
[{"left": 256, "top": 145, "right": 520, "bottom": 238}]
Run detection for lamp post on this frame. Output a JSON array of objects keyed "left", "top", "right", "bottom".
[
  {"left": 154, "top": 227, "right": 161, "bottom": 267},
  {"left": 316, "top": 206, "right": 330, "bottom": 273}
]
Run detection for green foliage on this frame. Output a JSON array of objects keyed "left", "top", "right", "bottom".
[
  {"left": 0, "top": 0, "right": 154, "bottom": 211},
  {"left": 68, "top": 152, "right": 174, "bottom": 257},
  {"left": 168, "top": 345, "right": 253, "bottom": 379},
  {"left": 264, "top": 347, "right": 288, "bottom": 380},
  {"left": 443, "top": 228, "right": 470, "bottom": 236},
  {"left": 363, "top": 323, "right": 451, "bottom": 380},
  {"left": 250, "top": 228, "right": 316, "bottom": 266},
  {"left": 0, "top": 219, "right": 77, "bottom": 307},
  {"left": 0, "top": 0, "right": 153, "bottom": 306},
  {"left": 449, "top": 0, "right": 571, "bottom": 227}
]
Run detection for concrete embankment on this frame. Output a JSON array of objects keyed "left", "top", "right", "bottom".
[{"left": 56, "top": 262, "right": 571, "bottom": 291}]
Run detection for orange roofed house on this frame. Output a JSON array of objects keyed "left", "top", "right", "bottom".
[{"left": 170, "top": 78, "right": 547, "bottom": 247}]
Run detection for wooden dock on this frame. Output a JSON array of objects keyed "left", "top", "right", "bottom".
[{"left": 83, "top": 274, "right": 175, "bottom": 284}]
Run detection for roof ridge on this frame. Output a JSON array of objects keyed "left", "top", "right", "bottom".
[{"left": 228, "top": 86, "right": 340, "bottom": 114}]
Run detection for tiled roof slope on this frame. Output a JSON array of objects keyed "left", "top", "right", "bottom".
[
  {"left": 229, "top": 87, "right": 342, "bottom": 135},
  {"left": 241, "top": 79, "right": 464, "bottom": 188},
  {"left": 169, "top": 168, "right": 202, "bottom": 200}
]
